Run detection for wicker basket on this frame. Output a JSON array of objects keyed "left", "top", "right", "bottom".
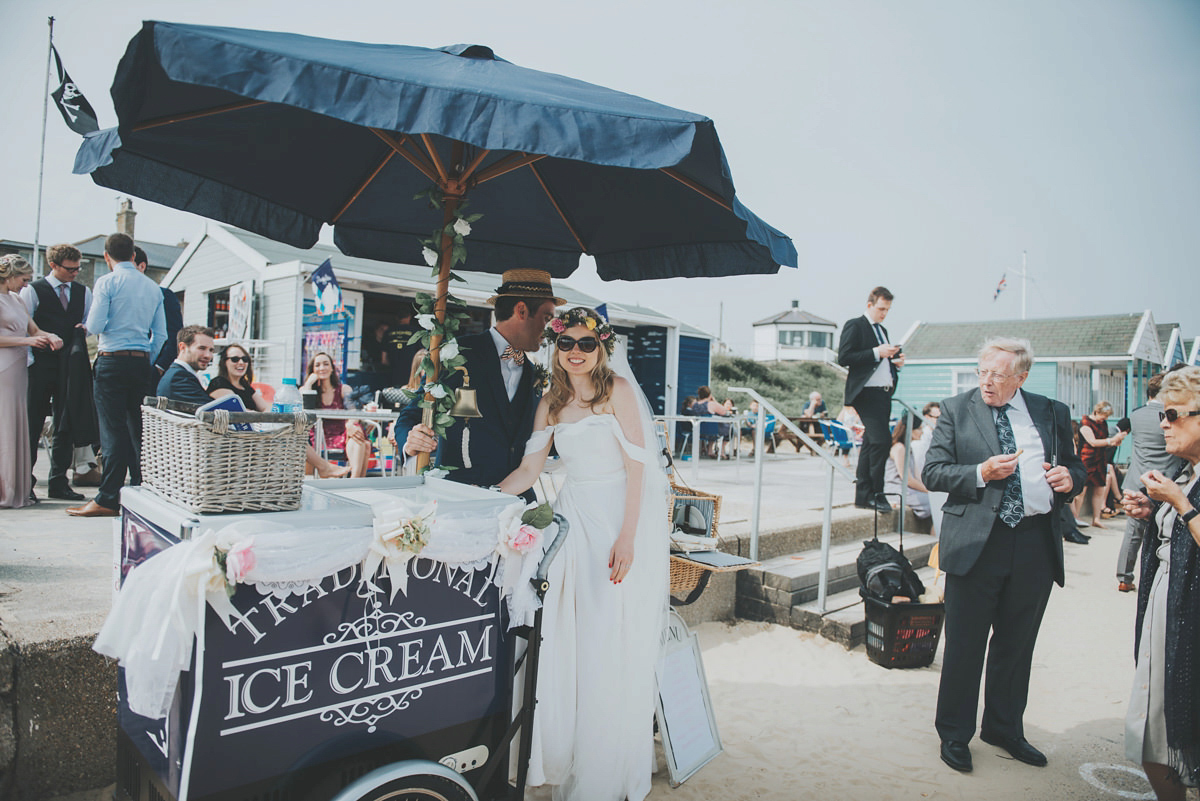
[
  {"left": 667, "top": 482, "right": 722, "bottom": 537},
  {"left": 140, "top": 400, "right": 313, "bottom": 514}
]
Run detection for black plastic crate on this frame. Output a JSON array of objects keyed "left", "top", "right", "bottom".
[{"left": 863, "top": 595, "right": 945, "bottom": 669}]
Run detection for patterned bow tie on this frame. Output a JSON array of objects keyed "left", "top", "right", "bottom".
[{"left": 501, "top": 345, "right": 526, "bottom": 366}]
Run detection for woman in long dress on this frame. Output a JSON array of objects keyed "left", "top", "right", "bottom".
[
  {"left": 0, "top": 255, "right": 62, "bottom": 507},
  {"left": 1121, "top": 366, "right": 1200, "bottom": 800},
  {"left": 499, "top": 307, "right": 669, "bottom": 801}
]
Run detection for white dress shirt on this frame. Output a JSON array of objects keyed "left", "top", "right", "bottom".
[
  {"left": 19, "top": 273, "right": 93, "bottom": 320},
  {"left": 863, "top": 314, "right": 893, "bottom": 389},
  {"left": 488, "top": 327, "right": 522, "bottom": 401},
  {"left": 975, "top": 390, "right": 1054, "bottom": 517}
]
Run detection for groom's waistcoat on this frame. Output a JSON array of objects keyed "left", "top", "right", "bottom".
[{"left": 399, "top": 331, "right": 538, "bottom": 488}]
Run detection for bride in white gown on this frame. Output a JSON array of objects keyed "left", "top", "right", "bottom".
[{"left": 499, "top": 307, "right": 669, "bottom": 801}]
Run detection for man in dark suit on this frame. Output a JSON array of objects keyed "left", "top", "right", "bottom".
[
  {"left": 1116, "top": 372, "right": 1182, "bottom": 592},
  {"left": 400, "top": 269, "right": 560, "bottom": 493},
  {"left": 19, "top": 244, "right": 91, "bottom": 501},
  {"left": 157, "top": 325, "right": 215, "bottom": 405},
  {"left": 922, "top": 337, "right": 1084, "bottom": 774},
  {"left": 838, "top": 286, "right": 904, "bottom": 512}
]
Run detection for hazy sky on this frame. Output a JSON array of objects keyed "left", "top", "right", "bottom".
[{"left": 2, "top": 0, "right": 1197, "bottom": 354}]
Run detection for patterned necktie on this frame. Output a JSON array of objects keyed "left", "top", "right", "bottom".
[
  {"left": 995, "top": 403, "right": 1024, "bottom": 527},
  {"left": 58, "top": 283, "right": 70, "bottom": 310},
  {"left": 500, "top": 345, "right": 525, "bottom": 366}
]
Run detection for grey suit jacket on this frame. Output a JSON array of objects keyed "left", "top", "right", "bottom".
[
  {"left": 1122, "top": 401, "right": 1182, "bottom": 492},
  {"left": 922, "top": 387, "right": 1086, "bottom": 587}
]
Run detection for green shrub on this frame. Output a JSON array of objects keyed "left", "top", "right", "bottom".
[{"left": 705, "top": 354, "right": 846, "bottom": 418}]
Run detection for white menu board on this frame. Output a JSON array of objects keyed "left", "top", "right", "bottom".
[{"left": 655, "top": 610, "right": 722, "bottom": 786}]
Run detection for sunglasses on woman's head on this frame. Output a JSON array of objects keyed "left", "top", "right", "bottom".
[
  {"left": 1159, "top": 408, "right": 1200, "bottom": 424},
  {"left": 556, "top": 336, "right": 599, "bottom": 353},
  {"left": 226, "top": 355, "right": 249, "bottom": 364}
]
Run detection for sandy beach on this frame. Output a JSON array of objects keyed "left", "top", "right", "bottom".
[{"left": 640, "top": 516, "right": 1162, "bottom": 801}]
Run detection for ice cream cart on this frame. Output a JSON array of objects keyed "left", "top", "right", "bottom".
[{"left": 107, "top": 476, "right": 566, "bottom": 801}]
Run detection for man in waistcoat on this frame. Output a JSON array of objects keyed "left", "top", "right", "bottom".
[
  {"left": 19, "top": 244, "right": 91, "bottom": 501},
  {"left": 399, "top": 269, "right": 560, "bottom": 498}
]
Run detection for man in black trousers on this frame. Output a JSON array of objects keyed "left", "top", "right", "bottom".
[
  {"left": 922, "top": 337, "right": 1083, "bottom": 774},
  {"left": 20, "top": 244, "right": 91, "bottom": 501},
  {"left": 838, "top": 286, "right": 903, "bottom": 512}
]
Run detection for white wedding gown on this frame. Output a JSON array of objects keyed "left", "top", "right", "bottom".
[{"left": 526, "top": 413, "right": 669, "bottom": 801}]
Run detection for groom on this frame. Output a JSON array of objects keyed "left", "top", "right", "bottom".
[{"left": 399, "top": 269, "right": 560, "bottom": 490}]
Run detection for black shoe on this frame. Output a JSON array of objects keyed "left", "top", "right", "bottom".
[
  {"left": 27, "top": 489, "right": 39, "bottom": 504},
  {"left": 872, "top": 497, "right": 894, "bottom": 513},
  {"left": 979, "top": 732, "right": 1047, "bottom": 767},
  {"left": 940, "top": 740, "right": 972, "bottom": 773},
  {"left": 1063, "top": 529, "right": 1089, "bottom": 545},
  {"left": 48, "top": 485, "right": 85, "bottom": 502}
]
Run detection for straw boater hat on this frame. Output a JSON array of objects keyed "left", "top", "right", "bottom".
[{"left": 486, "top": 268, "right": 566, "bottom": 306}]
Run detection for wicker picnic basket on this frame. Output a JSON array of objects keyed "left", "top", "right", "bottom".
[
  {"left": 140, "top": 397, "right": 314, "bottom": 514},
  {"left": 667, "top": 482, "right": 724, "bottom": 596}
]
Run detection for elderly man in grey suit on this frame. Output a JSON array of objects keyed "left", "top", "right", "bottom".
[
  {"left": 923, "top": 337, "right": 1084, "bottom": 774},
  {"left": 1115, "top": 372, "right": 1183, "bottom": 592}
]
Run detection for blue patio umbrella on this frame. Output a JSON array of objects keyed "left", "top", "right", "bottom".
[
  {"left": 74, "top": 21, "right": 796, "bottom": 468},
  {"left": 75, "top": 21, "right": 795, "bottom": 281}
]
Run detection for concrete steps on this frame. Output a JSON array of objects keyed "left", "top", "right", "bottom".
[{"left": 736, "top": 529, "right": 939, "bottom": 648}]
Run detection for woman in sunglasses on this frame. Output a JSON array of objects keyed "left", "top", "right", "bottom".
[
  {"left": 208, "top": 345, "right": 350, "bottom": 479},
  {"left": 1121, "top": 365, "right": 1200, "bottom": 800},
  {"left": 498, "top": 307, "right": 667, "bottom": 801},
  {"left": 207, "top": 344, "right": 267, "bottom": 411}
]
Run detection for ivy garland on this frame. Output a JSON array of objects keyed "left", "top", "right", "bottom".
[{"left": 403, "top": 188, "right": 484, "bottom": 450}]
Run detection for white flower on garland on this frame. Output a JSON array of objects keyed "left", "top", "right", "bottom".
[
  {"left": 440, "top": 340, "right": 459, "bottom": 360},
  {"left": 425, "top": 382, "right": 447, "bottom": 399},
  {"left": 453, "top": 218, "right": 472, "bottom": 237},
  {"left": 422, "top": 247, "right": 438, "bottom": 267},
  {"left": 416, "top": 313, "right": 437, "bottom": 330}
]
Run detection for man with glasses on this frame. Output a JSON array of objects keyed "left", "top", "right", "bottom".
[
  {"left": 19, "top": 244, "right": 92, "bottom": 501},
  {"left": 838, "top": 286, "right": 905, "bottom": 512},
  {"left": 923, "top": 337, "right": 1084, "bottom": 774},
  {"left": 400, "top": 268, "right": 560, "bottom": 498}
]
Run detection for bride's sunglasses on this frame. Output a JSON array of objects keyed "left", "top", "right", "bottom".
[
  {"left": 226, "top": 355, "right": 250, "bottom": 364},
  {"left": 556, "top": 336, "right": 599, "bottom": 353}
]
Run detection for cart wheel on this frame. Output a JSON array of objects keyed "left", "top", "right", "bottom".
[{"left": 333, "top": 760, "right": 477, "bottom": 801}]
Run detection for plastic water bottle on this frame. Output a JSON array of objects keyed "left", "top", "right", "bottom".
[{"left": 272, "top": 378, "right": 302, "bottom": 414}]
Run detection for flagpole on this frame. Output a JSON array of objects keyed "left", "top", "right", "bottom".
[
  {"left": 33, "top": 17, "right": 55, "bottom": 279},
  {"left": 1020, "top": 250, "right": 1027, "bottom": 320}
]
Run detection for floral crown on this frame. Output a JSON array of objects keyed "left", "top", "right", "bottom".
[{"left": 543, "top": 306, "right": 616, "bottom": 356}]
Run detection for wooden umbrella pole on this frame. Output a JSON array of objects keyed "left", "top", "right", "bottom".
[{"left": 415, "top": 192, "right": 460, "bottom": 473}]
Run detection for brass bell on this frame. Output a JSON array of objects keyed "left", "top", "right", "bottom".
[{"left": 449, "top": 369, "right": 482, "bottom": 419}]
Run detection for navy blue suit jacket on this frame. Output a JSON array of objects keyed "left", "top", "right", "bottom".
[
  {"left": 397, "top": 331, "right": 538, "bottom": 489},
  {"left": 157, "top": 362, "right": 212, "bottom": 406}
]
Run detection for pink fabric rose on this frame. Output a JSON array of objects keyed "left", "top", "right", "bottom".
[
  {"left": 224, "top": 542, "right": 257, "bottom": 583},
  {"left": 507, "top": 524, "right": 541, "bottom": 554},
  {"left": 550, "top": 318, "right": 566, "bottom": 333}
]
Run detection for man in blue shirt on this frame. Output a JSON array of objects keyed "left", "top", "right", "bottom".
[{"left": 67, "top": 233, "right": 166, "bottom": 517}]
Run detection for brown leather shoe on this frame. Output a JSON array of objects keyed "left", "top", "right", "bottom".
[
  {"left": 1118, "top": 582, "right": 1136, "bottom": 593},
  {"left": 73, "top": 467, "right": 103, "bottom": 487},
  {"left": 66, "top": 499, "right": 119, "bottom": 517}
]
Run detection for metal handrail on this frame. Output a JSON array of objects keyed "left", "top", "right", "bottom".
[{"left": 724, "top": 388, "right": 857, "bottom": 612}]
